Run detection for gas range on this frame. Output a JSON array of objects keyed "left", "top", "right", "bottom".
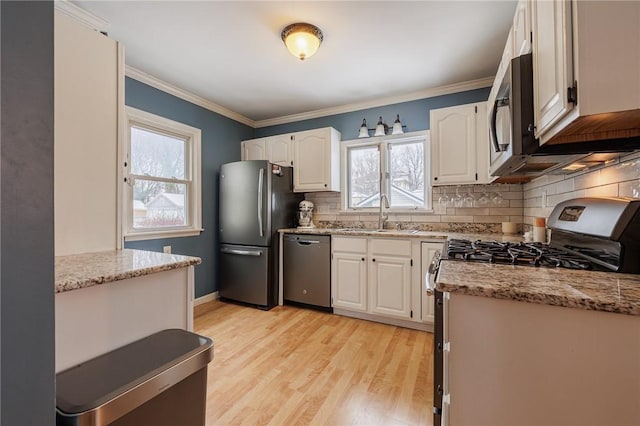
[
  {"left": 444, "top": 239, "right": 603, "bottom": 270},
  {"left": 430, "top": 196, "right": 640, "bottom": 426},
  {"left": 442, "top": 196, "right": 640, "bottom": 274}
]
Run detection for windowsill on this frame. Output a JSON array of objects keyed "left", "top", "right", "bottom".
[{"left": 124, "top": 228, "right": 204, "bottom": 242}]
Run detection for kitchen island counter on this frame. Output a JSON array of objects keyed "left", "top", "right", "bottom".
[
  {"left": 55, "top": 248, "right": 201, "bottom": 372},
  {"left": 55, "top": 248, "right": 201, "bottom": 293},
  {"left": 436, "top": 260, "right": 640, "bottom": 316}
]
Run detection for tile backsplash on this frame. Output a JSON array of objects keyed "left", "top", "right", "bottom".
[
  {"left": 304, "top": 183, "right": 524, "bottom": 234},
  {"left": 523, "top": 151, "right": 640, "bottom": 225},
  {"left": 302, "top": 151, "right": 640, "bottom": 234}
]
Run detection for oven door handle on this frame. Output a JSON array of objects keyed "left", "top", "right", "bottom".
[{"left": 425, "top": 249, "right": 441, "bottom": 296}]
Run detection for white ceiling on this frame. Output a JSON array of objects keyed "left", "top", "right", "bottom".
[{"left": 72, "top": 1, "right": 517, "bottom": 126}]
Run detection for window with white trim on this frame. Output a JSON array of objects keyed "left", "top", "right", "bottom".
[
  {"left": 124, "top": 107, "right": 202, "bottom": 240},
  {"left": 343, "top": 132, "right": 430, "bottom": 210}
]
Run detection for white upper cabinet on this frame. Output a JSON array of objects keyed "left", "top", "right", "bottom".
[
  {"left": 512, "top": 0, "right": 532, "bottom": 57},
  {"left": 532, "top": 0, "right": 640, "bottom": 145},
  {"left": 55, "top": 11, "right": 122, "bottom": 256},
  {"left": 241, "top": 138, "right": 267, "bottom": 161},
  {"left": 430, "top": 102, "right": 490, "bottom": 185},
  {"left": 266, "top": 134, "right": 293, "bottom": 166},
  {"left": 531, "top": 0, "right": 573, "bottom": 140},
  {"left": 240, "top": 127, "right": 340, "bottom": 192},
  {"left": 292, "top": 127, "right": 341, "bottom": 192}
]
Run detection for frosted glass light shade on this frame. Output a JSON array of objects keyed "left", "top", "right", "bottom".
[
  {"left": 392, "top": 114, "right": 404, "bottom": 135},
  {"left": 281, "top": 23, "right": 324, "bottom": 61},
  {"left": 358, "top": 118, "right": 369, "bottom": 138},
  {"left": 374, "top": 116, "right": 386, "bottom": 136}
]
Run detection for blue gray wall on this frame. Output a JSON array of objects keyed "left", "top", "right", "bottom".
[
  {"left": 1, "top": 2, "right": 56, "bottom": 423},
  {"left": 255, "top": 87, "right": 490, "bottom": 139},
  {"left": 124, "top": 78, "right": 253, "bottom": 297}
]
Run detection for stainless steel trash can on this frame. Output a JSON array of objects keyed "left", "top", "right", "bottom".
[{"left": 56, "top": 329, "right": 214, "bottom": 426}]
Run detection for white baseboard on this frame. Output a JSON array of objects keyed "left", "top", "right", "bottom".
[
  {"left": 333, "top": 308, "right": 433, "bottom": 332},
  {"left": 195, "top": 291, "right": 219, "bottom": 306}
]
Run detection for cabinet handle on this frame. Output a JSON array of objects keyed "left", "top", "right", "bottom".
[
  {"left": 324, "top": 183, "right": 328, "bottom": 187},
  {"left": 434, "top": 177, "right": 438, "bottom": 181},
  {"left": 372, "top": 258, "right": 376, "bottom": 262},
  {"left": 361, "top": 257, "right": 365, "bottom": 261}
]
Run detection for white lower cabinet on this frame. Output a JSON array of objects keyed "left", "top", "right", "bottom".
[
  {"left": 368, "top": 238, "right": 412, "bottom": 319},
  {"left": 421, "top": 241, "right": 444, "bottom": 324},
  {"left": 332, "top": 236, "right": 438, "bottom": 328},
  {"left": 332, "top": 237, "right": 368, "bottom": 312}
]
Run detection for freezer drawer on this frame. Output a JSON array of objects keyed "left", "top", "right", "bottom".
[
  {"left": 219, "top": 244, "right": 273, "bottom": 308},
  {"left": 283, "top": 234, "right": 331, "bottom": 308}
]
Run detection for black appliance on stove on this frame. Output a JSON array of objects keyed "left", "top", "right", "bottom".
[{"left": 427, "top": 197, "right": 640, "bottom": 426}]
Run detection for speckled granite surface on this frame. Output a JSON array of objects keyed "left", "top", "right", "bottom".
[
  {"left": 436, "top": 260, "right": 640, "bottom": 316},
  {"left": 279, "top": 227, "right": 523, "bottom": 243},
  {"left": 56, "top": 249, "right": 201, "bottom": 294}
]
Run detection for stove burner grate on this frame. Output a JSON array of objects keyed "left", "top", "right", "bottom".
[{"left": 446, "top": 239, "right": 595, "bottom": 270}]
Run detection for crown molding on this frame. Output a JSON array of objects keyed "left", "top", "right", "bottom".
[
  {"left": 253, "top": 77, "right": 494, "bottom": 128},
  {"left": 125, "top": 66, "right": 256, "bottom": 127},
  {"left": 126, "top": 66, "right": 493, "bottom": 130},
  {"left": 54, "top": 0, "right": 109, "bottom": 32}
]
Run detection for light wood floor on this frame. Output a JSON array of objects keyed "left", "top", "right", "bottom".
[{"left": 194, "top": 300, "right": 434, "bottom": 426}]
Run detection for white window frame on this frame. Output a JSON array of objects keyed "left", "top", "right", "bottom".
[
  {"left": 124, "top": 106, "right": 202, "bottom": 241},
  {"left": 340, "top": 130, "right": 432, "bottom": 212}
]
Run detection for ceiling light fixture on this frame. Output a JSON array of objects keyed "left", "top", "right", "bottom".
[{"left": 281, "top": 22, "right": 324, "bottom": 61}]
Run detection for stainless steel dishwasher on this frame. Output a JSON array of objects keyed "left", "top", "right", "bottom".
[{"left": 283, "top": 234, "right": 331, "bottom": 309}]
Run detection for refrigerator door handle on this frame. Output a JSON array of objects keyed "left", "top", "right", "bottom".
[
  {"left": 220, "top": 247, "right": 263, "bottom": 257},
  {"left": 257, "top": 168, "right": 264, "bottom": 237}
]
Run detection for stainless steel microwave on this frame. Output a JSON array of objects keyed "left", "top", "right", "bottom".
[{"left": 488, "top": 53, "right": 553, "bottom": 177}]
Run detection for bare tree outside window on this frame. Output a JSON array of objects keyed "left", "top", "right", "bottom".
[
  {"left": 130, "top": 127, "right": 188, "bottom": 228},
  {"left": 388, "top": 142, "right": 424, "bottom": 207},
  {"left": 346, "top": 135, "right": 428, "bottom": 209},
  {"left": 349, "top": 146, "right": 380, "bottom": 207}
]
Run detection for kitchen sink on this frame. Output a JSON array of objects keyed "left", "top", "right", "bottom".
[
  {"left": 334, "top": 228, "right": 420, "bottom": 234},
  {"left": 376, "top": 229, "right": 420, "bottom": 234}
]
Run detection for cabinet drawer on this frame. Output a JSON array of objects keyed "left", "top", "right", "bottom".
[
  {"left": 370, "top": 238, "right": 411, "bottom": 256},
  {"left": 332, "top": 237, "right": 367, "bottom": 253}
]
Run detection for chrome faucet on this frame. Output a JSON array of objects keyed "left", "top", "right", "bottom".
[{"left": 378, "top": 194, "right": 390, "bottom": 229}]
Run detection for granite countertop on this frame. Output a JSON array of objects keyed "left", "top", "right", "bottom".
[
  {"left": 436, "top": 260, "right": 640, "bottom": 316},
  {"left": 279, "top": 227, "right": 523, "bottom": 243},
  {"left": 55, "top": 249, "right": 202, "bottom": 294}
]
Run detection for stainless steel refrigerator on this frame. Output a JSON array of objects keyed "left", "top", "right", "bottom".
[{"left": 218, "top": 160, "right": 303, "bottom": 309}]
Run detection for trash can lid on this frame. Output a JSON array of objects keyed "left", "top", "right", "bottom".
[{"left": 56, "top": 329, "right": 213, "bottom": 415}]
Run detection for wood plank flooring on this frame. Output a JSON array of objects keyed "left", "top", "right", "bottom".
[{"left": 194, "top": 300, "right": 434, "bottom": 426}]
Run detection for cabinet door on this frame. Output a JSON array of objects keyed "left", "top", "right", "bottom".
[
  {"left": 293, "top": 130, "right": 330, "bottom": 191},
  {"left": 421, "top": 242, "right": 444, "bottom": 324},
  {"left": 267, "top": 134, "right": 292, "bottom": 166},
  {"left": 512, "top": 0, "right": 531, "bottom": 57},
  {"left": 55, "top": 11, "right": 119, "bottom": 256},
  {"left": 241, "top": 139, "right": 267, "bottom": 161},
  {"left": 532, "top": 0, "right": 573, "bottom": 140},
  {"left": 430, "top": 103, "right": 478, "bottom": 185},
  {"left": 369, "top": 254, "right": 412, "bottom": 319},
  {"left": 332, "top": 252, "right": 367, "bottom": 312}
]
